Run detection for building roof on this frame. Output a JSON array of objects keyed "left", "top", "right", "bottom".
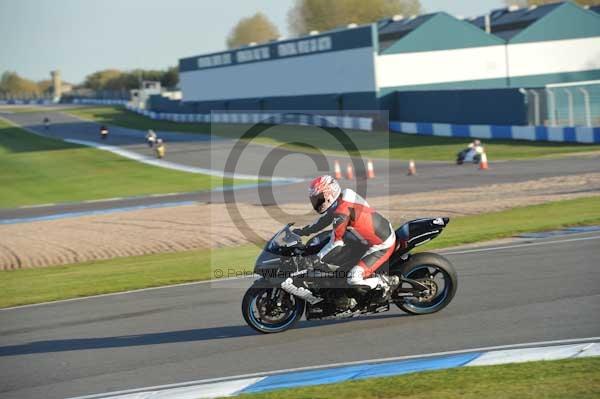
[
  {"left": 377, "top": 12, "right": 504, "bottom": 54},
  {"left": 377, "top": 13, "right": 436, "bottom": 43},
  {"left": 468, "top": 2, "right": 562, "bottom": 40}
]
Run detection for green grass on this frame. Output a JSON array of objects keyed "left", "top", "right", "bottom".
[
  {"left": 0, "top": 246, "right": 259, "bottom": 308},
  {"left": 236, "top": 357, "right": 600, "bottom": 399},
  {"left": 0, "top": 106, "right": 52, "bottom": 113},
  {"left": 68, "top": 106, "right": 599, "bottom": 161},
  {"left": 423, "top": 195, "right": 600, "bottom": 250},
  {"left": 0, "top": 106, "right": 87, "bottom": 114},
  {"left": 0, "top": 118, "right": 239, "bottom": 208},
  {"left": 1, "top": 196, "right": 598, "bottom": 308}
]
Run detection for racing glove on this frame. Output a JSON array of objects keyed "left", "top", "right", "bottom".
[{"left": 292, "top": 227, "right": 307, "bottom": 236}]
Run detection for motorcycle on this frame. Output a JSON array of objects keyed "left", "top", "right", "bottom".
[
  {"left": 241, "top": 218, "right": 457, "bottom": 333},
  {"left": 100, "top": 126, "right": 109, "bottom": 140},
  {"left": 456, "top": 146, "right": 482, "bottom": 165}
]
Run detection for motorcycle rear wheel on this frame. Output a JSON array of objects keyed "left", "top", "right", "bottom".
[
  {"left": 242, "top": 287, "right": 305, "bottom": 333},
  {"left": 391, "top": 252, "right": 457, "bottom": 315}
]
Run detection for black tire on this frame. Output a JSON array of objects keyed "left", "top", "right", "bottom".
[
  {"left": 391, "top": 252, "right": 457, "bottom": 315},
  {"left": 242, "top": 287, "right": 305, "bottom": 334}
]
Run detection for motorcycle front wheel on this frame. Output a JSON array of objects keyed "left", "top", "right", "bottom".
[{"left": 242, "top": 287, "right": 305, "bottom": 333}]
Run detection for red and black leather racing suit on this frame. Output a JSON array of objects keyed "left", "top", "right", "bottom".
[{"left": 295, "top": 188, "right": 396, "bottom": 285}]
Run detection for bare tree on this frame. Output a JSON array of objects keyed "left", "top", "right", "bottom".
[
  {"left": 226, "top": 12, "right": 280, "bottom": 49},
  {"left": 288, "top": 0, "right": 423, "bottom": 36}
]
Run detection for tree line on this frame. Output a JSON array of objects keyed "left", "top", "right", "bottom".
[
  {"left": 226, "top": 0, "right": 599, "bottom": 49},
  {"left": 83, "top": 67, "right": 178, "bottom": 91},
  {"left": 227, "top": 0, "right": 422, "bottom": 49},
  {"left": 0, "top": 67, "right": 178, "bottom": 97},
  {"left": 0, "top": 72, "right": 53, "bottom": 98}
]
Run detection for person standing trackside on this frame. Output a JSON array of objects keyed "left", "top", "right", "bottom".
[
  {"left": 155, "top": 138, "right": 165, "bottom": 159},
  {"left": 43, "top": 117, "right": 50, "bottom": 130}
]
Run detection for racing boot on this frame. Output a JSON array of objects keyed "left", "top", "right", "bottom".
[{"left": 377, "top": 275, "right": 400, "bottom": 302}]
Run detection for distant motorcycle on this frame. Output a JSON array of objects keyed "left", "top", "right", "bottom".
[
  {"left": 100, "top": 125, "right": 109, "bottom": 140},
  {"left": 146, "top": 130, "right": 157, "bottom": 147},
  {"left": 242, "top": 219, "right": 457, "bottom": 333},
  {"left": 456, "top": 145, "right": 483, "bottom": 165}
]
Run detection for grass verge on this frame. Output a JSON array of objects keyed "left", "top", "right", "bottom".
[
  {"left": 68, "top": 106, "right": 599, "bottom": 161},
  {"left": 0, "top": 106, "right": 85, "bottom": 113},
  {"left": 424, "top": 195, "right": 600, "bottom": 250},
  {"left": 236, "top": 357, "right": 600, "bottom": 399},
  {"left": 0, "top": 118, "right": 240, "bottom": 208},
  {"left": 1, "top": 196, "right": 599, "bottom": 308},
  {"left": 0, "top": 246, "right": 259, "bottom": 309}
]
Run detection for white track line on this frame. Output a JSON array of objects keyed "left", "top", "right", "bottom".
[
  {"left": 0, "top": 116, "right": 300, "bottom": 183},
  {"left": 441, "top": 234, "right": 600, "bottom": 255},
  {"left": 2, "top": 233, "right": 599, "bottom": 312},
  {"left": 67, "top": 336, "right": 600, "bottom": 399},
  {"left": 0, "top": 275, "right": 256, "bottom": 312},
  {"left": 65, "top": 138, "right": 298, "bottom": 182},
  {"left": 18, "top": 203, "right": 56, "bottom": 208},
  {"left": 83, "top": 197, "right": 124, "bottom": 203}
]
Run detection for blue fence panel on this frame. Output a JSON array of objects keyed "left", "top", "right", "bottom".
[{"left": 387, "top": 88, "right": 527, "bottom": 125}]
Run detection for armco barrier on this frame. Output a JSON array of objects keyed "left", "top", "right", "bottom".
[
  {"left": 125, "top": 104, "right": 374, "bottom": 131},
  {"left": 390, "top": 121, "right": 600, "bottom": 144}
]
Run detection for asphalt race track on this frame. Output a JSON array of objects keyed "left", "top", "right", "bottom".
[
  {"left": 1, "top": 109, "right": 600, "bottom": 221},
  {"left": 1, "top": 231, "right": 598, "bottom": 399}
]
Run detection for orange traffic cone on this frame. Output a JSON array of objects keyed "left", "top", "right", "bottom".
[
  {"left": 407, "top": 160, "right": 416, "bottom": 176},
  {"left": 479, "top": 152, "right": 489, "bottom": 170},
  {"left": 346, "top": 163, "right": 354, "bottom": 180},
  {"left": 334, "top": 160, "right": 342, "bottom": 180},
  {"left": 367, "top": 159, "right": 375, "bottom": 179}
]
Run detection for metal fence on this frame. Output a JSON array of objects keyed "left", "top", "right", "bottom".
[{"left": 522, "top": 80, "right": 600, "bottom": 127}]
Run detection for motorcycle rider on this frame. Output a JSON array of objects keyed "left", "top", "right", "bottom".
[
  {"left": 469, "top": 139, "right": 482, "bottom": 150},
  {"left": 100, "top": 125, "right": 109, "bottom": 139},
  {"left": 292, "top": 175, "right": 399, "bottom": 306},
  {"left": 146, "top": 129, "right": 157, "bottom": 147}
]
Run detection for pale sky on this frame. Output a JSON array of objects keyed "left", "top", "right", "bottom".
[{"left": 0, "top": 0, "right": 503, "bottom": 84}]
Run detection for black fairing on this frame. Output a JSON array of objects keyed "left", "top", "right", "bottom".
[
  {"left": 395, "top": 217, "right": 450, "bottom": 255},
  {"left": 254, "top": 229, "right": 302, "bottom": 277},
  {"left": 255, "top": 218, "right": 450, "bottom": 278},
  {"left": 254, "top": 250, "right": 286, "bottom": 277}
]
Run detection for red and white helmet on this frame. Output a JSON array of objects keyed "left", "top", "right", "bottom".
[{"left": 309, "top": 175, "right": 341, "bottom": 214}]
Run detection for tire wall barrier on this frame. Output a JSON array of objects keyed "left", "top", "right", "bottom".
[
  {"left": 125, "top": 104, "right": 374, "bottom": 131},
  {"left": 390, "top": 121, "right": 600, "bottom": 143},
  {"left": 72, "top": 99, "right": 129, "bottom": 106},
  {"left": 0, "top": 99, "right": 52, "bottom": 105}
]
